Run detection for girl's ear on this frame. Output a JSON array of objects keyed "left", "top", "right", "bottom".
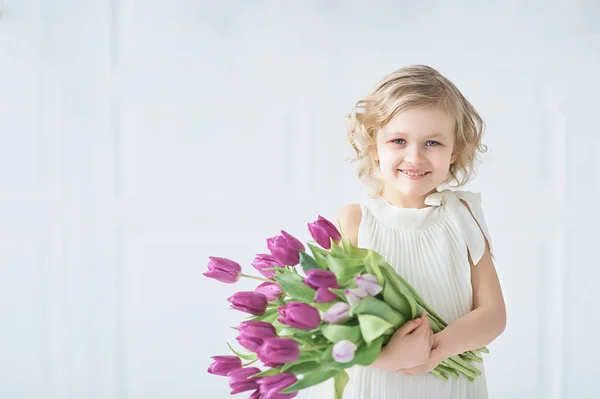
[{"left": 450, "top": 152, "right": 458, "bottom": 165}]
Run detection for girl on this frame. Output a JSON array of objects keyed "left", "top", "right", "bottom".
[{"left": 310, "top": 65, "right": 506, "bottom": 399}]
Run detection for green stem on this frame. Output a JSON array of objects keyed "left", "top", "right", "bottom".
[
  {"left": 441, "top": 358, "right": 477, "bottom": 380},
  {"left": 437, "top": 364, "right": 460, "bottom": 379},
  {"left": 460, "top": 352, "right": 483, "bottom": 363},
  {"left": 243, "top": 358, "right": 259, "bottom": 367},
  {"left": 430, "top": 369, "right": 448, "bottom": 380},
  {"left": 240, "top": 273, "right": 276, "bottom": 283},
  {"left": 303, "top": 344, "right": 330, "bottom": 351}
]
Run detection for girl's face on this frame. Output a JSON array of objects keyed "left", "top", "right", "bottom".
[{"left": 374, "top": 107, "right": 457, "bottom": 203}]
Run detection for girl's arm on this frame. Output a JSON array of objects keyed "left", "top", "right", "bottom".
[
  {"left": 433, "top": 236, "right": 506, "bottom": 361},
  {"left": 399, "top": 201, "right": 506, "bottom": 376},
  {"left": 433, "top": 199, "right": 506, "bottom": 359}
]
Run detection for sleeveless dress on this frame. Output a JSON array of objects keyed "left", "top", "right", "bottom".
[{"left": 303, "top": 189, "right": 493, "bottom": 399}]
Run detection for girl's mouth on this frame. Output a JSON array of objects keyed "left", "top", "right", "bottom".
[{"left": 399, "top": 170, "right": 431, "bottom": 180}]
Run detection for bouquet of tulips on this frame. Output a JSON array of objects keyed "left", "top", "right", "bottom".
[{"left": 204, "top": 215, "right": 489, "bottom": 399}]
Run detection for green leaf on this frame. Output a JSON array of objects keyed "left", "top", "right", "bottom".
[
  {"left": 320, "top": 324, "right": 362, "bottom": 343},
  {"left": 274, "top": 273, "right": 317, "bottom": 302},
  {"left": 341, "top": 235, "right": 353, "bottom": 254},
  {"left": 281, "top": 367, "right": 341, "bottom": 393},
  {"left": 307, "top": 243, "right": 330, "bottom": 267},
  {"left": 284, "top": 361, "right": 322, "bottom": 374},
  {"left": 381, "top": 264, "right": 447, "bottom": 324},
  {"left": 250, "top": 368, "right": 281, "bottom": 378},
  {"left": 349, "top": 336, "right": 384, "bottom": 366},
  {"left": 363, "top": 251, "right": 385, "bottom": 282},
  {"left": 226, "top": 342, "right": 257, "bottom": 361},
  {"left": 358, "top": 314, "right": 394, "bottom": 345},
  {"left": 249, "top": 307, "right": 279, "bottom": 323},
  {"left": 334, "top": 370, "right": 349, "bottom": 399},
  {"left": 325, "top": 255, "right": 365, "bottom": 282},
  {"left": 350, "top": 296, "right": 407, "bottom": 327},
  {"left": 380, "top": 267, "right": 418, "bottom": 318},
  {"left": 329, "top": 242, "right": 346, "bottom": 256},
  {"left": 350, "top": 245, "right": 371, "bottom": 258},
  {"left": 299, "top": 250, "right": 324, "bottom": 273},
  {"left": 381, "top": 281, "right": 414, "bottom": 319}
]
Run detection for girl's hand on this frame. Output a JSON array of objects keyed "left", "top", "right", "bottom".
[
  {"left": 397, "top": 333, "right": 444, "bottom": 376},
  {"left": 373, "top": 312, "right": 434, "bottom": 370}
]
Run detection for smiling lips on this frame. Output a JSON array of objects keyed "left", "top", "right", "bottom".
[{"left": 399, "top": 169, "right": 431, "bottom": 180}]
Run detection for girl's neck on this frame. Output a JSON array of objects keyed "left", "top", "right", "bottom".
[{"left": 380, "top": 187, "right": 438, "bottom": 209}]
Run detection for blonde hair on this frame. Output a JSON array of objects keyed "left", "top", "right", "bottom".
[{"left": 346, "top": 65, "right": 487, "bottom": 196}]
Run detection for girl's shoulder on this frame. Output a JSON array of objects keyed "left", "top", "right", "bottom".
[
  {"left": 436, "top": 189, "right": 494, "bottom": 264},
  {"left": 333, "top": 204, "right": 362, "bottom": 246}
]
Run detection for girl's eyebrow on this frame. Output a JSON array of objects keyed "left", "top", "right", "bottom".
[{"left": 386, "top": 132, "right": 446, "bottom": 139}]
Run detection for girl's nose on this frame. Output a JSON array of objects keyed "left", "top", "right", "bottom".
[{"left": 404, "top": 145, "right": 424, "bottom": 164}]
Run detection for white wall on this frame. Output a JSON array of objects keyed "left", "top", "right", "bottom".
[{"left": 1, "top": 1, "right": 599, "bottom": 398}]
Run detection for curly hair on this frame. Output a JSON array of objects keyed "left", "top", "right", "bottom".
[{"left": 346, "top": 65, "right": 488, "bottom": 197}]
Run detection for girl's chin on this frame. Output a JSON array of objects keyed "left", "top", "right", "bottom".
[{"left": 392, "top": 182, "right": 439, "bottom": 197}]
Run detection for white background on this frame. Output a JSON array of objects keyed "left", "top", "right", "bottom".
[{"left": 1, "top": 1, "right": 599, "bottom": 398}]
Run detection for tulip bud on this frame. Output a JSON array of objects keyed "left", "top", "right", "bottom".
[
  {"left": 355, "top": 274, "right": 383, "bottom": 296},
  {"left": 228, "top": 367, "right": 262, "bottom": 394},
  {"left": 207, "top": 355, "right": 242, "bottom": 376},
  {"left": 277, "top": 302, "right": 321, "bottom": 331},
  {"left": 323, "top": 302, "right": 351, "bottom": 324},
  {"left": 258, "top": 338, "right": 300, "bottom": 366},
  {"left": 228, "top": 291, "right": 268, "bottom": 316},
  {"left": 332, "top": 340, "right": 357, "bottom": 363},
  {"left": 203, "top": 256, "right": 242, "bottom": 284},
  {"left": 307, "top": 215, "right": 342, "bottom": 250},
  {"left": 255, "top": 281, "right": 283, "bottom": 301},
  {"left": 236, "top": 321, "right": 277, "bottom": 352},
  {"left": 345, "top": 288, "right": 368, "bottom": 306},
  {"left": 303, "top": 269, "right": 339, "bottom": 303},
  {"left": 258, "top": 372, "right": 298, "bottom": 399},
  {"left": 303, "top": 269, "right": 338, "bottom": 290},
  {"left": 314, "top": 287, "right": 338, "bottom": 303},
  {"left": 252, "top": 254, "right": 283, "bottom": 278},
  {"left": 267, "top": 231, "right": 305, "bottom": 266}
]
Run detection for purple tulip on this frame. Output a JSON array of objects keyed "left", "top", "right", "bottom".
[
  {"left": 228, "top": 291, "right": 268, "bottom": 316},
  {"left": 258, "top": 373, "right": 298, "bottom": 399},
  {"left": 255, "top": 282, "right": 283, "bottom": 301},
  {"left": 249, "top": 390, "right": 262, "bottom": 399},
  {"left": 345, "top": 287, "right": 368, "bottom": 306},
  {"left": 267, "top": 231, "right": 305, "bottom": 266},
  {"left": 303, "top": 269, "right": 339, "bottom": 303},
  {"left": 236, "top": 321, "right": 277, "bottom": 352},
  {"left": 203, "top": 256, "right": 242, "bottom": 284},
  {"left": 323, "top": 302, "right": 351, "bottom": 324},
  {"left": 303, "top": 269, "right": 338, "bottom": 290},
  {"left": 355, "top": 274, "right": 383, "bottom": 296},
  {"left": 314, "top": 287, "right": 338, "bottom": 303},
  {"left": 236, "top": 336, "right": 263, "bottom": 352},
  {"left": 258, "top": 338, "right": 300, "bottom": 366},
  {"left": 277, "top": 302, "right": 321, "bottom": 331},
  {"left": 307, "top": 215, "right": 342, "bottom": 250},
  {"left": 252, "top": 254, "right": 284, "bottom": 278},
  {"left": 332, "top": 340, "right": 357, "bottom": 363},
  {"left": 228, "top": 367, "right": 262, "bottom": 394},
  {"left": 207, "top": 355, "right": 242, "bottom": 376},
  {"left": 238, "top": 321, "right": 277, "bottom": 338}
]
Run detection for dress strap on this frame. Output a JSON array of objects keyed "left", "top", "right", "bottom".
[{"left": 426, "top": 189, "right": 493, "bottom": 265}]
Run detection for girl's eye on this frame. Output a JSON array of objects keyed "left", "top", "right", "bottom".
[
  {"left": 426, "top": 140, "right": 441, "bottom": 147},
  {"left": 392, "top": 139, "right": 406, "bottom": 145}
]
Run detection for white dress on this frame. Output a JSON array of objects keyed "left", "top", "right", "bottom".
[{"left": 304, "top": 189, "right": 492, "bottom": 399}]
